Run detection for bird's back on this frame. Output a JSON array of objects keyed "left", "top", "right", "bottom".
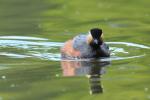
[{"left": 73, "top": 35, "right": 95, "bottom": 58}]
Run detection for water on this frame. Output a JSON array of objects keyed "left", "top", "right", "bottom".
[
  {"left": 0, "top": 36, "right": 148, "bottom": 62},
  {"left": 0, "top": 0, "right": 150, "bottom": 100}
]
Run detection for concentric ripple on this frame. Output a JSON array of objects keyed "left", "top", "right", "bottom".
[{"left": 0, "top": 36, "right": 149, "bottom": 61}]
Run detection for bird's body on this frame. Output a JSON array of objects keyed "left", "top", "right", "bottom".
[
  {"left": 61, "top": 28, "right": 110, "bottom": 59},
  {"left": 73, "top": 35, "right": 93, "bottom": 58}
]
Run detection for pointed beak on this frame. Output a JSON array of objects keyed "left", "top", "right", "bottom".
[{"left": 93, "top": 39, "right": 98, "bottom": 45}]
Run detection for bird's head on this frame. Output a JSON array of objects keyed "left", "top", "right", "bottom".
[{"left": 87, "top": 28, "right": 103, "bottom": 49}]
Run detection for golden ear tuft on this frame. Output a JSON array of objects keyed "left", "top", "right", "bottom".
[
  {"left": 87, "top": 33, "right": 93, "bottom": 44},
  {"left": 100, "top": 33, "right": 104, "bottom": 39}
]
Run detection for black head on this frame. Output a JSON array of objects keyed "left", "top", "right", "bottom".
[
  {"left": 90, "top": 28, "right": 102, "bottom": 39},
  {"left": 89, "top": 28, "right": 103, "bottom": 49}
]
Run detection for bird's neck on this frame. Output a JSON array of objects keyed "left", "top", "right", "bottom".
[{"left": 90, "top": 42, "right": 103, "bottom": 51}]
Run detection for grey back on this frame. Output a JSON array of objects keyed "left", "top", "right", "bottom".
[{"left": 73, "top": 35, "right": 95, "bottom": 58}]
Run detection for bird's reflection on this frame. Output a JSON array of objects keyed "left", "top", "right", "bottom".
[{"left": 61, "top": 59, "right": 110, "bottom": 94}]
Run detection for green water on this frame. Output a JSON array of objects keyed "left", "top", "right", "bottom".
[{"left": 0, "top": 0, "right": 150, "bottom": 100}]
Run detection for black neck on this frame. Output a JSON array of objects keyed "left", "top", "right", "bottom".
[
  {"left": 90, "top": 40, "right": 103, "bottom": 49},
  {"left": 90, "top": 43, "right": 100, "bottom": 50}
]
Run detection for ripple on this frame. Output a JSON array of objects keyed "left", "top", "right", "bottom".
[
  {"left": 107, "top": 42, "right": 150, "bottom": 49},
  {"left": 0, "top": 36, "right": 149, "bottom": 61},
  {"left": 0, "top": 52, "right": 31, "bottom": 58},
  {"left": 0, "top": 36, "right": 48, "bottom": 40},
  {"left": 0, "top": 40, "right": 63, "bottom": 49}
]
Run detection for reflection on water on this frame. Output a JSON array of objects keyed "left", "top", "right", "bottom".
[
  {"left": 0, "top": 36, "right": 148, "bottom": 96},
  {"left": 0, "top": 36, "right": 149, "bottom": 62},
  {"left": 0, "top": 36, "right": 149, "bottom": 95},
  {"left": 61, "top": 60, "right": 110, "bottom": 94}
]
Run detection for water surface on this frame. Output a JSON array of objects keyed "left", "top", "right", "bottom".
[{"left": 0, "top": 0, "right": 150, "bottom": 100}]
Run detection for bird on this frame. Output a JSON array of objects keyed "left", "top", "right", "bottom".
[{"left": 61, "top": 28, "right": 110, "bottom": 59}]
